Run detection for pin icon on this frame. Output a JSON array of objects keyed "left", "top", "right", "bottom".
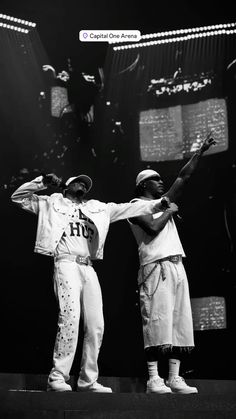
[{"left": 83, "top": 32, "right": 88, "bottom": 39}]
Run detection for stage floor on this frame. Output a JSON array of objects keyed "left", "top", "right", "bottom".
[{"left": 1, "top": 374, "right": 236, "bottom": 419}]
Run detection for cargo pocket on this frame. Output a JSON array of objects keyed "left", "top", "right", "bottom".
[{"left": 139, "top": 263, "right": 162, "bottom": 321}]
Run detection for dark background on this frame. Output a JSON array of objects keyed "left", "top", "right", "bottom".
[{"left": 1, "top": 0, "right": 236, "bottom": 381}]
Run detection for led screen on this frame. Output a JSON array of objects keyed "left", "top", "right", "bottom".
[
  {"left": 139, "top": 98, "right": 228, "bottom": 161},
  {"left": 191, "top": 296, "right": 226, "bottom": 331}
]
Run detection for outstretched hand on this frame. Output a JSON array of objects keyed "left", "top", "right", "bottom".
[
  {"left": 200, "top": 131, "right": 216, "bottom": 153},
  {"left": 57, "top": 71, "right": 70, "bottom": 82}
]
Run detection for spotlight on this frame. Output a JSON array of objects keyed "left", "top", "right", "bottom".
[
  {"left": 113, "top": 25, "right": 236, "bottom": 51},
  {"left": 0, "top": 13, "right": 36, "bottom": 27}
]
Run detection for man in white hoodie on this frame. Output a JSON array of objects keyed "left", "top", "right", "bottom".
[{"left": 11, "top": 173, "right": 166, "bottom": 392}]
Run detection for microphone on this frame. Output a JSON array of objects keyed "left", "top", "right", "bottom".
[
  {"left": 41, "top": 173, "right": 66, "bottom": 189},
  {"left": 59, "top": 181, "right": 67, "bottom": 189},
  {"left": 161, "top": 197, "right": 183, "bottom": 221},
  {"left": 160, "top": 197, "right": 170, "bottom": 209}
]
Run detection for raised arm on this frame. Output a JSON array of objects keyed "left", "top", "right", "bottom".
[
  {"left": 164, "top": 132, "right": 216, "bottom": 202},
  {"left": 11, "top": 173, "right": 62, "bottom": 214}
]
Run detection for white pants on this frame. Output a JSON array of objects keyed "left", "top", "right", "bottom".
[
  {"left": 139, "top": 259, "right": 194, "bottom": 349},
  {"left": 48, "top": 258, "right": 104, "bottom": 389}
]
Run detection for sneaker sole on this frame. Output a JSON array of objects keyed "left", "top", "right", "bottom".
[
  {"left": 146, "top": 389, "right": 172, "bottom": 394},
  {"left": 170, "top": 388, "right": 198, "bottom": 394},
  {"left": 89, "top": 390, "right": 112, "bottom": 393},
  {"left": 47, "top": 387, "right": 72, "bottom": 392},
  {"left": 77, "top": 388, "right": 112, "bottom": 393}
]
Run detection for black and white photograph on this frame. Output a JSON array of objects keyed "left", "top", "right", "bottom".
[{"left": 0, "top": 1, "right": 236, "bottom": 418}]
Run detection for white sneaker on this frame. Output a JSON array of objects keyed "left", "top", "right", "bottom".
[
  {"left": 146, "top": 377, "right": 172, "bottom": 394},
  {"left": 166, "top": 376, "right": 198, "bottom": 394},
  {"left": 78, "top": 382, "right": 112, "bottom": 393},
  {"left": 47, "top": 378, "right": 72, "bottom": 392}
]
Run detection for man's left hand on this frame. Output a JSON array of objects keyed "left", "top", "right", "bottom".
[{"left": 200, "top": 131, "right": 216, "bottom": 153}]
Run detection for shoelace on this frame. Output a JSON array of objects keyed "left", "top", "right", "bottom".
[
  {"left": 151, "top": 378, "right": 165, "bottom": 386},
  {"left": 172, "top": 376, "right": 186, "bottom": 384}
]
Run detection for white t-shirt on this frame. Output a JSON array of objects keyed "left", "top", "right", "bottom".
[
  {"left": 129, "top": 207, "right": 185, "bottom": 266},
  {"left": 55, "top": 204, "right": 98, "bottom": 257}
]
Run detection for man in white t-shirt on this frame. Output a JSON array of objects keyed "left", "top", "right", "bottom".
[
  {"left": 11, "top": 173, "right": 164, "bottom": 392},
  {"left": 129, "top": 133, "right": 215, "bottom": 394}
]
